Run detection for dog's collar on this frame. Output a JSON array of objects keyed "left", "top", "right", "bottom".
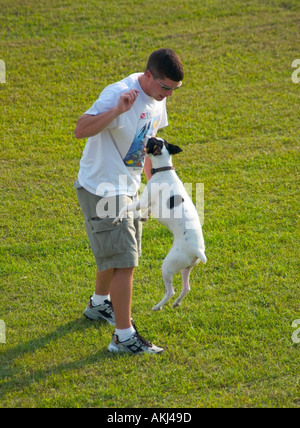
[{"left": 151, "top": 166, "right": 175, "bottom": 176}]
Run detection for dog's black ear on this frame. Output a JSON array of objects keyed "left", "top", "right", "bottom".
[{"left": 165, "top": 142, "right": 183, "bottom": 155}]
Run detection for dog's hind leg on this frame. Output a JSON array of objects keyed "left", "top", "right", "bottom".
[
  {"left": 173, "top": 266, "right": 193, "bottom": 308},
  {"left": 152, "top": 248, "right": 193, "bottom": 311},
  {"left": 152, "top": 270, "right": 175, "bottom": 311},
  {"left": 152, "top": 250, "right": 178, "bottom": 311}
]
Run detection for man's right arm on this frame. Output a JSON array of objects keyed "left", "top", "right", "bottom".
[
  {"left": 74, "top": 89, "right": 140, "bottom": 139},
  {"left": 74, "top": 107, "right": 120, "bottom": 139}
]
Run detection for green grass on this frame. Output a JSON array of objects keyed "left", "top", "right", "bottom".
[{"left": 0, "top": 0, "right": 299, "bottom": 408}]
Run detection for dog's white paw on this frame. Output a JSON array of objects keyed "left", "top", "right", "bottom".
[
  {"left": 172, "top": 300, "right": 181, "bottom": 308},
  {"left": 152, "top": 304, "right": 163, "bottom": 311}
]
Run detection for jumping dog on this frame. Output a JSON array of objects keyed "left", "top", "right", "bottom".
[{"left": 114, "top": 137, "right": 207, "bottom": 310}]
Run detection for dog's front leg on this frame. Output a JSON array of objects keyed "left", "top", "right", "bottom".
[
  {"left": 140, "top": 181, "right": 162, "bottom": 221},
  {"left": 114, "top": 183, "right": 154, "bottom": 224},
  {"left": 140, "top": 207, "right": 152, "bottom": 221},
  {"left": 113, "top": 200, "right": 141, "bottom": 224}
]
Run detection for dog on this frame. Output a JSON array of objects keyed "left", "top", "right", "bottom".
[{"left": 114, "top": 137, "right": 207, "bottom": 311}]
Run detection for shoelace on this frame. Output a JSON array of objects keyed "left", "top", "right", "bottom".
[
  {"left": 104, "top": 300, "right": 114, "bottom": 313},
  {"left": 128, "top": 321, "right": 152, "bottom": 347},
  {"left": 134, "top": 332, "right": 153, "bottom": 348}
]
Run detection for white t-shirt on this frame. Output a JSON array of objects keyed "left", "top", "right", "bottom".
[{"left": 78, "top": 73, "right": 168, "bottom": 197}]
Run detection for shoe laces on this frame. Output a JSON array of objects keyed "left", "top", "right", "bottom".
[
  {"left": 104, "top": 300, "right": 114, "bottom": 312},
  {"left": 129, "top": 322, "right": 152, "bottom": 347},
  {"left": 134, "top": 332, "right": 153, "bottom": 348}
]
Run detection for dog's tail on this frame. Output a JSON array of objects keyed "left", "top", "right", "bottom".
[{"left": 197, "top": 249, "right": 207, "bottom": 264}]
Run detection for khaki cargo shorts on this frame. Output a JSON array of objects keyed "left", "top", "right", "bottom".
[{"left": 75, "top": 181, "right": 142, "bottom": 272}]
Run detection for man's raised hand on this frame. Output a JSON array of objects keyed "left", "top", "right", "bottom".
[{"left": 117, "top": 89, "right": 140, "bottom": 114}]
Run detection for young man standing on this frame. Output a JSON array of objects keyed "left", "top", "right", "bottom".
[{"left": 75, "top": 49, "right": 184, "bottom": 354}]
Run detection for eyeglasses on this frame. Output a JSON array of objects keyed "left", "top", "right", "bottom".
[{"left": 151, "top": 72, "right": 182, "bottom": 91}]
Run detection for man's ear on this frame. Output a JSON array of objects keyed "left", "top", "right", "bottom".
[{"left": 165, "top": 142, "right": 183, "bottom": 155}]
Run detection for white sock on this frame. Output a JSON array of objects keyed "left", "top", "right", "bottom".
[
  {"left": 116, "top": 326, "right": 135, "bottom": 342},
  {"left": 92, "top": 293, "right": 109, "bottom": 306}
]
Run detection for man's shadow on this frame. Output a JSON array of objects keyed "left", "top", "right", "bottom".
[{"left": 0, "top": 317, "right": 122, "bottom": 400}]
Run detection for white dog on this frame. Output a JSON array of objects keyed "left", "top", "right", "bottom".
[{"left": 114, "top": 137, "right": 207, "bottom": 311}]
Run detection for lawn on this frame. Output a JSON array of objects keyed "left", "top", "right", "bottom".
[{"left": 0, "top": 0, "right": 299, "bottom": 408}]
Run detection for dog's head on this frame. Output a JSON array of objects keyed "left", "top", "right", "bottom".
[{"left": 146, "top": 137, "right": 183, "bottom": 157}]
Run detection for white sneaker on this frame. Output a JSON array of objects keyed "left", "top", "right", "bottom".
[
  {"left": 108, "top": 330, "right": 164, "bottom": 355},
  {"left": 84, "top": 297, "right": 116, "bottom": 326}
]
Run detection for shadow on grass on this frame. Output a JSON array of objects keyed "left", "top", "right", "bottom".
[{"left": 0, "top": 318, "right": 125, "bottom": 402}]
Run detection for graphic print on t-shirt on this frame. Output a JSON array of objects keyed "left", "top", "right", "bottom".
[{"left": 123, "top": 113, "right": 161, "bottom": 169}]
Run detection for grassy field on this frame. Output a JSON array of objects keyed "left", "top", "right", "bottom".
[{"left": 0, "top": 0, "right": 299, "bottom": 408}]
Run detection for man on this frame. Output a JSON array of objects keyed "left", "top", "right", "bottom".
[{"left": 74, "top": 49, "right": 184, "bottom": 354}]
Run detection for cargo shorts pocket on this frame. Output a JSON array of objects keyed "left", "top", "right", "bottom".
[{"left": 87, "top": 217, "right": 126, "bottom": 259}]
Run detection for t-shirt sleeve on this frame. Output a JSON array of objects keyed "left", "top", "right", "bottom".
[{"left": 84, "top": 86, "right": 121, "bottom": 129}]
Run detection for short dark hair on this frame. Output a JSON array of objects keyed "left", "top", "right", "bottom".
[{"left": 146, "top": 49, "right": 184, "bottom": 82}]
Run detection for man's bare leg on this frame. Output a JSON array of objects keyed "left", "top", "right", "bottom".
[
  {"left": 84, "top": 268, "right": 116, "bottom": 323},
  {"left": 93, "top": 267, "right": 134, "bottom": 329},
  {"left": 110, "top": 267, "right": 134, "bottom": 330},
  {"left": 95, "top": 269, "right": 114, "bottom": 296}
]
